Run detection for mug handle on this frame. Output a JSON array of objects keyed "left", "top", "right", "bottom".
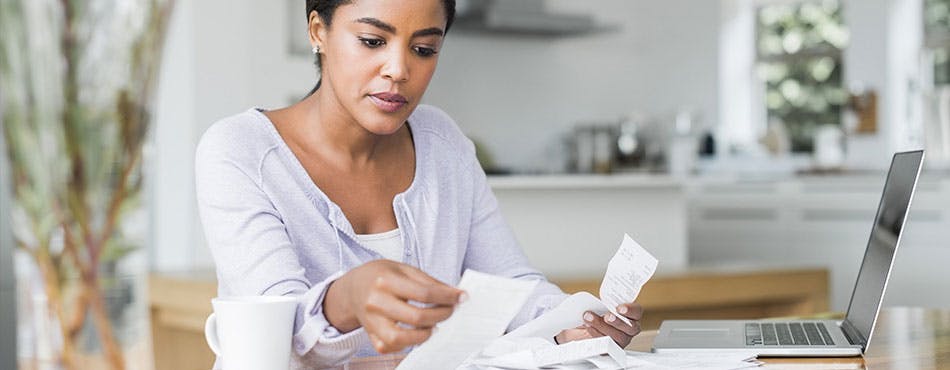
[{"left": 204, "top": 313, "right": 222, "bottom": 356}]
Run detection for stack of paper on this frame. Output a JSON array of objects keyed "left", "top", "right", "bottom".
[
  {"left": 466, "top": 336, "right": 626, "bottom": 369},
  {"left": 463, "top": 336, "right": 760, "bottom": 370},
  {"left": 401, "top": 234, "right": 760, "bottom": 369},
  {"left": 625, "top": 351, "right": 761, "bottom": 369}
]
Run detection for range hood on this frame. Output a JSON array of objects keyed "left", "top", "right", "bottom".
[{"left": 454, "top": 0, "right": 608, "bottom": 36}]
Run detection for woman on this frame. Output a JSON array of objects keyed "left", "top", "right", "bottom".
[{"left": 195, "top": 0, "right": 643, "bottom": 367}]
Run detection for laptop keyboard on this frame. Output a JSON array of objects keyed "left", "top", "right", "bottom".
[{"left": 745, "top": 322, "right": 836, "bottom": 346}]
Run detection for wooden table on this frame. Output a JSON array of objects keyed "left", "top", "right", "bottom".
[
  {"left": 347, "top": 307, "right": 950, "bottom": 370},
  {"left": 150, "top": 270, "right": 949, "bottom": 369},
  {"left": 149, "top": 267, "right": 831, "bottom": 370},
  {"left": 628, "top": 307, "right": 950, "bottom": 369}
]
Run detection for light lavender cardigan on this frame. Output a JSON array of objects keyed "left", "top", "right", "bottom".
[{"left": 195, "top": 105, "right": 567, "bottom": 368}]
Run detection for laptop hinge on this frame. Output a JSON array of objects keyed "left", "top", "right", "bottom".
[{"left": 839, "top": 320, "right": 867, "bottom": 349}]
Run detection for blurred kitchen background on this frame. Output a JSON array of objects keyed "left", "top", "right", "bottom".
[{"left": 3, "top": 0, "right": 950, "bottom": 368}]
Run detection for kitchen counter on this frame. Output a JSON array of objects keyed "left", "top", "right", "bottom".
[
  {"left": 488, "top": 170, "right": 950, "bottom": 190},
  {"left": 488, "top": 173, "right": 682, "bottom": 190},
  {"left": 488, "top": 173, "right": 688, "bottom": 278}
]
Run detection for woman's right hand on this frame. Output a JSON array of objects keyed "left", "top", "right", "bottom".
[{"left": 323, "top": 260, "right": 466, "bottom": 354}]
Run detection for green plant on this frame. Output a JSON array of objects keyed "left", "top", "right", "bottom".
[{"left": 0, "top": 1, "right": 174, "bottom": 368}]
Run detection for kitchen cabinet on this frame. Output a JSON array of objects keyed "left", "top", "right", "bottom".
[{"left": 687, "top": 173, "right": 950, "bottom": 310}]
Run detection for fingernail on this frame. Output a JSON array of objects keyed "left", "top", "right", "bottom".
[
  {"left": 618, "top": 306, "right": 628, "bottom": 314},
  {"left": 605, "top": 313, "right": 615, "bottom": 323},
  {"left": 584, "top": 312, "right": 594, "bottom": 322},
  {"left": 458, "top": 292, "right": 468, "bottom": 304}
]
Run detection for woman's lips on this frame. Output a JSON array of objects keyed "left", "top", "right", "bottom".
[{"left": 369, "top": 92, "right": 408, "bottom": 113}]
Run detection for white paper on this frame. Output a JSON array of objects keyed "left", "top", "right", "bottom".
[
  {"left": 505, "top": 234, "right": 657, "bottom": 339},
  {"left": 504, "top": 291, "right": 609, "bottom": 339},
  {"left": 599, "top": 234, "right": 658, "bottom": 326},
  {"left": 480, "top": 337, "right": 553, "bottom": 358},
  {"left": 626, "top": 351, "right": 761, "bottom": 369},
  {"left": 396, "top": 270, "right": 538, "bottom": 370},
  {"left": 470, "top": 336, "right": 625, "bottom": 370},
  {"left": 462, "top": 235, "right": 663, "bottom": 370},
  {"left": 533, "top": 336, "right": 626, "bottom": 368},
  {"left": 584, "top": 355, "right": 626, "bottom": 370}
]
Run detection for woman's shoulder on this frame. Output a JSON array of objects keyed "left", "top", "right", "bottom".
[
  {"left": 409, "top": 104, "right": 473, "bottom": 153},
  {"left": 196, "top": 108, "right": 279, "bottom": 166}
]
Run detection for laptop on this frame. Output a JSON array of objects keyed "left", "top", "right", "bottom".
[{"left": 653, "top": 150, "right": 925, "bottom": 357}]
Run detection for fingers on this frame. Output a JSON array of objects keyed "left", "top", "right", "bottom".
[
  {"left": 365, "top": 290, "right": 455, "bottom": 328},
  {"left": 617, "top": 302, "right": 644, "bottom": 321},
  {"left": 365, "top": 318, "right": 434, "bottom": 354},
  {"left": 584, "top": 311, "right": 633, "bottom": 347},
  {"left": 398, "top": 265, "right": 467, "bottom": 304},
  {"left": 399, "top": 264, "right": 450, "bottom": 286},
  {"left": 374, "top": 272, "right": 464, "bottom": 306},
  {"left": 603, "top": 311, "right": 640, "bottom": 336},
  {"left": 555, "top": 327, "right": 594, "bottom": 344},
  {"left": 361, "top": 287, "right": 454, "bottom": 354}
]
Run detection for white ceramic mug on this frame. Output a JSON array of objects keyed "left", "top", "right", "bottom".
[{"left": 204, "top": 296, "right": 299, "bottom": 370}]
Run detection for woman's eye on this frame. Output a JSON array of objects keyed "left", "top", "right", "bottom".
[
  {"left": 359, "top": 37, "right": 385, "bottom": 48},
  {"left": 414, "top": 47, "right": 438, "bottom": 57}
]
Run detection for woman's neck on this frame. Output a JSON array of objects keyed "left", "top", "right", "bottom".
[{"left": 291, "top": 89, "right": 396, "bottom": 170}]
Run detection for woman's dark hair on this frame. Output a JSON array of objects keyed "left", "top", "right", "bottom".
[{"left": 304, "top": 0, "right": 456, "bottom": 96}]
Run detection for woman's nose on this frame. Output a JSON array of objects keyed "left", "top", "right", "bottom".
[{"left": 381, "top": 48, "right": 409, "bottom": 82}]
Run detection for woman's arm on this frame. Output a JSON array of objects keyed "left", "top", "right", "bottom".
[
  {"left": 460, "top": 141, "right": 643, "bottom": 346},
  {"left": 196, "top": 127, "right": 362, "bottom": 367},
  {"left": 459, "top": 143, "right": 568, "bottom": 332},
  {"left": 196, "top": 122, "right": 464, "bottom": 362}
]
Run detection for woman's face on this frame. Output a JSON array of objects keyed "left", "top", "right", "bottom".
[{"left": 313, "top": 0, "right": 447, "bottom": 135}]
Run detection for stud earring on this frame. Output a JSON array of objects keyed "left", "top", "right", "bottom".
[{"left": 312, "top": 45, "right": 321, "bottom": 54}]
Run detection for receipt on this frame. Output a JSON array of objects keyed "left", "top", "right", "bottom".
[
  {"left": 504, "top": 292, "right": 608, "bottom": 340},
  {"left": 599, "top": 234, "right": 658, "bottom": 326},
  {"left": 396, "top": 270, "right": 537, "bottom": 370},
  {"left": 505, "top": 234, "right": 657, "bottom": 339}
]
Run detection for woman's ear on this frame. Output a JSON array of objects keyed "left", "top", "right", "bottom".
[{"left": 308, "top": 10, "right": 326, "bottom": 51}]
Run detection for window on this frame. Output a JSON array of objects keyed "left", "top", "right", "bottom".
[
  {"left": 755, "top": 0, "right": 849, "bottom": 152},
  {"left": 926, "top": 0, "right": 950, "bottom": 85}
]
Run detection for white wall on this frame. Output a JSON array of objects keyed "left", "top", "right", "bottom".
[
  {"left": 150, "top": 0, "right": 930, "bottom": 273},
  {"left": 151, "top": 0, "right": 723, "bottom": 270},
  {"left": 843, "top": 0, "right": 924, "bottom": 169},
  {"left": 425, "top": 0, "right": 721, "bottom": 171},
  {"left": 151, "top": 0, "right": 318, "bottom": 271}
]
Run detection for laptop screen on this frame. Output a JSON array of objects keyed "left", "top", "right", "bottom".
[{"left": 844, "top": 150, "right": 923, "bottom": 344}]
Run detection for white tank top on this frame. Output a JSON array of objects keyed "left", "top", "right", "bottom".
[{"left": 355, "top": 228, "right": 404, "bottom": 261}]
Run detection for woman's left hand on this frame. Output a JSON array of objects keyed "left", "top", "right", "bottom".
[{"left": 554, "top": 302, "right": 643, "bottom": 348}]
